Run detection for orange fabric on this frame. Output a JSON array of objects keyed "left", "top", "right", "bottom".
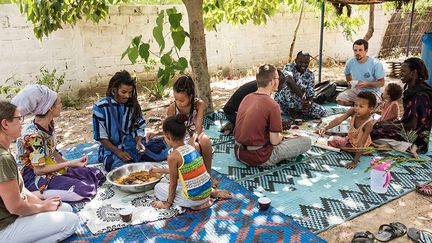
[
  {"left": 347, "top": 116, "right": 373, "bottom": 148},
  {"left": 181, "top": 164, "right": 207, "bottom": 180}
]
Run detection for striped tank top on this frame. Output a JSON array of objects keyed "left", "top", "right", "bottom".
[{"left": 176, "top": 144, "right": 212, "bottom": 201}]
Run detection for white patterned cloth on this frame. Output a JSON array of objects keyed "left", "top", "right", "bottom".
[{"left": 77, "top": 181, "right": 185, "bottom": 234}]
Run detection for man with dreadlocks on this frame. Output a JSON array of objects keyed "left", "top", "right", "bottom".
[{"left": 92, "top": 70, "right": 168, "bottom": 171}]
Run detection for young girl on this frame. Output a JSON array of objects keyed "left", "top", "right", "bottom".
[
  {"left": 376, "top": 83, "right": 403, "bottom": 122},
  {"left": 12, "top": 85, "right": 105, "bottom": 203},
  {"left": 148, "top": 76, "right": 217, "bottom": 186},
  {"left": 319, "top": 91, "right": 376, "bottom": 169},
  {"left": 151, "top": 114, "right": 231, "bottom": 210}
]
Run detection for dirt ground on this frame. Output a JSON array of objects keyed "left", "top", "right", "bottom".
[{"left": 48, "top": 67, "right": 431, "bottom": 242}]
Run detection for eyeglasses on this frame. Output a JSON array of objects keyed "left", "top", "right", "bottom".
[{"left": 12, "top": 116, "right": 24, "bottom": 122}]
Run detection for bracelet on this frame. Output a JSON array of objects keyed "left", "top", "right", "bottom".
[{"left": 164, "top": 201, "right": 173, "bottom": 206}]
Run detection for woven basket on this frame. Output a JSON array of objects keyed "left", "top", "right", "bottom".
[{"left": 328, "top": 0, "right": 400, "bottom": 4}]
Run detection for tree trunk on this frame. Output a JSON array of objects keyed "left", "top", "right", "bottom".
[
  {"left": 363, "top": 4, "right": 375, "bottom": 41},
  {"left": 288, "top": 0, "right": 305, "bottom": 63},
  {"left": 183, "top": 0, "right": 213, "bottom": 111}
]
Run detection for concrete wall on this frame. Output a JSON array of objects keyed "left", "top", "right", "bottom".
[{"left": 0, "top": 4, "right": 392, "bottom": 95}]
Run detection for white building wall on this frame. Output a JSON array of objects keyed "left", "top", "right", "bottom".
[{"left": 0, "top": 4, "right": 392, "bottom": 94}]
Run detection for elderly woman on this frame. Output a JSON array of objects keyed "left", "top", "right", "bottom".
[
  {"left": 12, "top": 85, "right": 105, "bottom": 203},
  {"left": 371, "top": 58, "right": 432, "bottom": 155},
  {"left": 0, "top": 101, "right": 79, "bottom": 242}
]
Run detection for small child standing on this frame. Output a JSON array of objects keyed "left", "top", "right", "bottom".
[
  {"left": 151, "top": 114, "right": 231, "bottom": 210},
  {"left": 319, "top": 91, "right": 377, "bottom": 169},
  {"left": 376, "top": 83, "right": 403, "bottom": 122}
]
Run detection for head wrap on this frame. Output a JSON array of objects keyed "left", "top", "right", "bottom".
[{"left": 11, "top": 84, "right": 58, "bottom": 116}]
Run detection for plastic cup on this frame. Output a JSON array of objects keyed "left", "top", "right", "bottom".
[
  {"left": 258, "top": 197, "right": 271, "bottom": 210},
  {"left": 119, "top": 208, "right": 133, "bottom": 222}
]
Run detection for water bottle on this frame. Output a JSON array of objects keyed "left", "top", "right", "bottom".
[{"left": 370, "top": 158, "right": 391, "bottom": 194}]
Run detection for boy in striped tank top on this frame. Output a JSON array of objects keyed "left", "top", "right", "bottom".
[{"left": 151, "top": 114, "right": 232, "bottom": 210}]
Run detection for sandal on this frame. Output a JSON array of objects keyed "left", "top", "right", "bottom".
[
  {"left": 408, "top": 228, "right": 432, "bottom": 243},
  {"left": 375, "top": 222, "right": 407, "bottom": 242},
  {"left": 416, "top": 184, "right": 432, "bottom": 197},
  {"left": 351, "top": 231, "right": 375, "bottom": 243}
]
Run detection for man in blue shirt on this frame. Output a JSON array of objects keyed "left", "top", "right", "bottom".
[{"left": 336, "top": 39, "right": 385, "bottom": 106}]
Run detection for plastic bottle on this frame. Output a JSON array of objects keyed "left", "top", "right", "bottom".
[{"left": 370, "top": 158, "right": 391, "bottom": 194}]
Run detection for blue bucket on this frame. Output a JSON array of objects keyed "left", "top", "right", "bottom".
[{"left": 422, "top": 32, "right": 432, "bottom": 86}]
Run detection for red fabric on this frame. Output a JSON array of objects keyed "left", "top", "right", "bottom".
[{"left": 234, "top": 93, "right": 282, "bottom": 166}]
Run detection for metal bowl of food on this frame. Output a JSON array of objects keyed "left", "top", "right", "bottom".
[{"left": 106, "top": 162, "right": 164, "bottom": 193}]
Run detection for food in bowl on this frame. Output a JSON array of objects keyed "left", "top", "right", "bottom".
[{"left": 115, "top": 170, "right": 161, "bottom": 185}]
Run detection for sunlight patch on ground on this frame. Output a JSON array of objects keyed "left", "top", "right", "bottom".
[
  {"left": 326, "top": 215, "right": 344, "bottom": 225},
  {"left": 342, "top": 197, "right": 364, "bottom": 210},
  {"left": 210, "top": 76, "right": 254, "bottom": 89}
]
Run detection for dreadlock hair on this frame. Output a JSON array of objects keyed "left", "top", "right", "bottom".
[
  {"left": 106, "top": 70, "right": 142, "bottom": 130},
  {"left": 162, "top": 114, "right": 188, "bottom": 141},
  {"left": 173, "top": 76, "right": 196, "bottom": 118},
  {"left": 403, "top": 57, "right": 429, "bottom": 83}
]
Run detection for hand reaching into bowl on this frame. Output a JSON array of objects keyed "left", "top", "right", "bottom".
[{"left": 150, "top": 166, "right": 169, "bottom": 174}]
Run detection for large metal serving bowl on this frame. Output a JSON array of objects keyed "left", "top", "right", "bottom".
[{"left": 106, "top": 162, "right": 164, "bottom": 193}]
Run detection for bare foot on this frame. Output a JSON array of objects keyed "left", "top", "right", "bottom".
[
  {"left": 190, "top": 198, "right": 214, "bottom": 210},
  {"left": 211, "top": 177, "right": 220, "bottom": 189},
  {"left": 211, "top": 189, "right": 232, "bottom": 200},
  {"left": 410, "top": 144, "right": 419, "bottom": 158},
  {"left": 344, "top": 161, "right": 358, "bottom": 169}
]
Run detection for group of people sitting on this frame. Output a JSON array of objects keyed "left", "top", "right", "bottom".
[
  {"left": 0, "top": 71, "right": 231, "bottom": 241},
  {"left": 1, "top": 38, "right": 431, "bottom": 241},
  {"left": 223, "top": 39, "right": 432, "bottom": 170}
]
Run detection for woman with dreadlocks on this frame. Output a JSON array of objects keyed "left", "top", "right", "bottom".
[{"left": 93, "top": 70, "right": 167, "bottom": 172}]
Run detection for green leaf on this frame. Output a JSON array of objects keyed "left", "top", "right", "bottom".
[
  {"left": 128, "top": 46, "right": 139, "bottom": 64},
  {"left": 139, "top": 43, "right": 150, "bottom": 62},
  {"left": 156, "top": 10, "right": 164, "bottom": 26},
  {"left": 121, "top": 47, "right": 129, "bottom": 60},
  {"left": 171, "top": 28, "right": 186, "bottom": 50},
  {"left": 132, "top": 35, "right": 142, "bottom": 47},
  {"left": 166, "top": 7, "right": 177, "bottom": 15},
  {"left": 153, "top": 25, "right": 165, "bottom": 52},
  {"left": 168, "top": 13, "right": 182, "bottom": 29},
  {"left": 160, "top": 53, "right": 172, "bottom": 66},
  {"left": 177, "top": 57, "right": 188, "bottom": 70}
]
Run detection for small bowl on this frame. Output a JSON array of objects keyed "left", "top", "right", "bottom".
[
  {"left": 258, "top": 197, "right": 271, "bottom": 211},
  {"left": 118, "top": 208, "right": 133, "bottom": 222}
]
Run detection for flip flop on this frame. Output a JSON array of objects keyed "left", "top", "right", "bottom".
[
  {"left": 408, "top": 228, "right": 432, "bottom": 243},
  {"left": 375, "top": 222, "right": 407, "bottom": 242},
  {"left": 351, "top": 231, "right": 375, "bottom": 243},
  {"left": 416, "top": 184, "right": 432, "bottom": 197}
]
